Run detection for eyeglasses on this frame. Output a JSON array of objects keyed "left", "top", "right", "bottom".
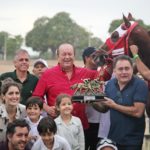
[{"left": 97, "top": 138, "right": 116, "bottom": 147}]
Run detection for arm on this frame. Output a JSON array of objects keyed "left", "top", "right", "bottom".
[
  {"left": 103, "top": 97, "right": 145, "bottom": 118},
  {"left": 130, "top": 45, "right": 150, "bottom": 80},
  {"left": 32, "top": 76, "right": 57, "bottom": 117},
  {"left": 43, "top": 103, "right": 57, "bottom": 117}
]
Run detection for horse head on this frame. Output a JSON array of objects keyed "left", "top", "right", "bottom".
[{"left": 101, "top": 13, "right": 150, "bottom": 68}]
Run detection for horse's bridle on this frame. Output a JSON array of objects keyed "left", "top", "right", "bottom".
[{"left": 105, "top": 21, "right": 138, "bottom": 57}]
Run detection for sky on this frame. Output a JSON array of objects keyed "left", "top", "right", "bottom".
[{"left": 0, "top": 0, "right": 150, "bottom": 42}]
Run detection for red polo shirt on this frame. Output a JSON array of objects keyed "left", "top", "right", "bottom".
[{"left": 33, "top": 64, "right": 110, "bottom": 129}]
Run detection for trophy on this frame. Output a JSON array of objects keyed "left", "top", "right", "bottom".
[{"left": 71, "top": 78, "right": 106, "bottom": 103}]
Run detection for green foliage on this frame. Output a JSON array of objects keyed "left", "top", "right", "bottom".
[
  {"left": 0, "top": 32, "right": 23, "bottom": 58},
  {"left": 25, "top": 12, "right": 103, "bottom": 59}
]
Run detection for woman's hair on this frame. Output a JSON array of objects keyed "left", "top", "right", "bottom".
[
  {"left": 55, "top": 93, "right": 72, "bottom": 108},
  {"left": 37, "top": 116, "right": 57, "bottom": 135},
  {"left": 0, "top": 78, "right": 22, "bottom": 103}
]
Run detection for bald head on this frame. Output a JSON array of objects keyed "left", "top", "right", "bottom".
[{"left": 57, "top": 43, "right": 75, "bottom": 56}]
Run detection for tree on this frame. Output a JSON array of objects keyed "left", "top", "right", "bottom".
[
  {"left": 0, "top": 32, "right": 23, "bottom": 59},
  {"left": 25, "top": 12, "right": 103, "bottom": 59}
]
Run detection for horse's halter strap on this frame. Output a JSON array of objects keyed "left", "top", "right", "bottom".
[{"left": 105, "top": 21, "right": 138, "bottom": 57}]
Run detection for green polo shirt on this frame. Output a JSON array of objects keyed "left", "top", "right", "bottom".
[{"left": 0, "top": 70, "right": 38, "bottom": 105}]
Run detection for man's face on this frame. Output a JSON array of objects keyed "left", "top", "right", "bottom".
[
  {"left": 114, "top": 59, "right": 133, "bottom": 85},
  {"left": 57, "top": 44, "right": 75, "bottom": 70},
  {"left": 85, "top": 54, "right": 97, "bottom": 69},
  {"left": 33, "top": 63, "right": 47, "bottom": 78},
  {"left": 8, "top": 127, "right": 29, "bottom": 150},
  {"left": 14, "top": 52, "right": 30, "bottom": 72}
]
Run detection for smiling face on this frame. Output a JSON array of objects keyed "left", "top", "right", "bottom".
[
  {"left": 3, "top": 85, "right": 20, "bottom": 106},
  {"left": 57, "top": 97, "right": 73, "bottom": 116},
  {"left": 40, "top": 131, "right": 55, "bottom": 149},
  {"left": 57, "top": 44, "right": 75, "bottom": 71},
  {"left": 114, "top": 59, "right": 133, "bottom": 85},
  {"left": 14, "top": 51, "right": 30, "bottom": 73},
  {"left": 26, "top": 104, "right": 42, "bottom": 123},
  {"left": 8, "top": 127, "right": 29, "bottom": 150}
]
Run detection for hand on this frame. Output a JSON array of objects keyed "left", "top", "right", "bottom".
[
  {"left": 92, "top": 101, "right": 109, "bottom": 113},
  {"left": 105, "top": 57, "right": 113, "bottom": 65},
  {"left": 130, "top": 45, "right": 139, "bottom": 56},
  {"left": 48, "top": 106, "right": 57, "bottom": 117},
  {"left": 102, "top": 97, "right": 116, "bottom": 108}
]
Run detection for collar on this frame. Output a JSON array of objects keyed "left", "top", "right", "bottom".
[
  {"left": 0, "top": 104, "right": 24, "bottom": 119},
  {"left": 13, "top": 70, "right": 30, "bottom": 82},
  {"left": 114, "top": 76, "right": 135, "bottom": 91},
  {"left": 25, "top": 116, "right": 43, "bottom": 125},
  {"left": 56, "top": 115, "right": 77, "bottom": 125}
]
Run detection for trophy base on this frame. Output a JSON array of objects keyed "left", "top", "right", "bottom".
[{"left": 72, "top": 94, "right": 105, "bottom": 103}]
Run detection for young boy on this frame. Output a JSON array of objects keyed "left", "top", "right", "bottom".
[
  {"left": 31, "top": 116, "right": 71, "bottom": 150},
  {"left": 25, "top": 96, "right": 43, "bottom": 139},
  {"left": 55, "top": 93, "right": 85, "bottom": 150}
]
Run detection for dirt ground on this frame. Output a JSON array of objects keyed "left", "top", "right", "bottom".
[{"left": 0, "top": 60, "right": 83, "bottom": 74}]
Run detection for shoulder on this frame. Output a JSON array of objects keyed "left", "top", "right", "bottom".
[
  {"left": 71, "top": 116, "right": 82, "bottom": 125},
  {"left": 55, "top": 134, "right": 69, "bottom": 144},
  {"left": 18, "top": 104, "right": 26, "bottom": 110},
  {"left": 41, "top": 66, "right": 59, "bottom": 76},
  {"left": 54, "top": 116, "right": 62, "bottom": 124},
  {"left": 0, "top": 141, "right": 8, "bottom": 149},
  {"left": 0, "top": 104, "right": 7, "bottom": 115},
  {"left": 105, "top": 78, "right": 116, "bottom": 86},
  {"left": 0, "top": 71, "right": 14, "bottom": 79},
  {"left": 27, "top": 73, "right": 38, "bottom": 81},
  {"left": 132, "top": 76, "right": 148, "bottom": 89}
]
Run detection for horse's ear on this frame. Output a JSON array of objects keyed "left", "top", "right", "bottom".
[
  {"left": 128, "top": 13, "right": 133, "bottom": 21},
  {"left": 123, "top": 14, "right": 131, "bottom": 28}
]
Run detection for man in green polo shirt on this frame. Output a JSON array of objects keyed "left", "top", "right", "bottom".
[{"left": 0, "top": 49, "right": 38, "bottom": 105}]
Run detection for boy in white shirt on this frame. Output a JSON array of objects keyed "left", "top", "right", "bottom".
[
  {"left": 25, "top": 96, "right": 43, "bottom": 148},
  {"left": 31, "top": 116, "right": 71, "bottom": 150}
]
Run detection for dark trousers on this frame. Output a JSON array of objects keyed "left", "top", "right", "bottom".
[
  {"left": 84, "top": 123, "right": 99, "bottom": 150},
  {"left": 116, "top": 144, "right": 142, "bottom": 150}
]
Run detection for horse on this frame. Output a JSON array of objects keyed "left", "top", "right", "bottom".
[
  {"left": 95, "top": 13, "right": 150, "bottom": 116},
  {"left": 97, "top": 13, "right": 150, "bottom": 69}
]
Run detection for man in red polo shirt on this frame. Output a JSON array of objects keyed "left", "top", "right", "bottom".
[{"left": 33, "top": 43, "right": 112, "bottom": 129}]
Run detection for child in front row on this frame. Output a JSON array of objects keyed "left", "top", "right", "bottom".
[
  {"left": 25, "top": 96, "right": 43, "bottom": 148},
  {"left": 55, "top": 93, "right": 85, "bottom": 150},
  {"left": 31, "top": 116, "right": 71, "bottom": 150}
]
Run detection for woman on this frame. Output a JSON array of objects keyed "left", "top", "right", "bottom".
[{"left": 0, "top": 78, "right": 26, "bottom": 142}]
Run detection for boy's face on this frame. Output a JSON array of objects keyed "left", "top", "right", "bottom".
[
  {"left": 26, "top": 104, "right": 42, "bottom": 122},
  {"left": 40, "top": 132, "right": 55, "bottom": 149},
  {"left": 33, "top": 63, "right": 47, "bottom": 78},
  {"left": 57, "top": 97, "right": 73, "bottom": 116}
]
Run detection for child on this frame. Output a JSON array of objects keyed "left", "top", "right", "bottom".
[
  {"left": 31, "top": 116, "right": 71, "bottom": 150},
  {"left": 55, "top": 93, "right": 85, "bottom": 150},
  {"left": 25, "top": 96, "right": 43, "bottom": 139}
]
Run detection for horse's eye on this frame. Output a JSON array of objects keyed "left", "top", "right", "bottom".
[{"left": 111, "top": 31, "right": 119, "bottom": 43}]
